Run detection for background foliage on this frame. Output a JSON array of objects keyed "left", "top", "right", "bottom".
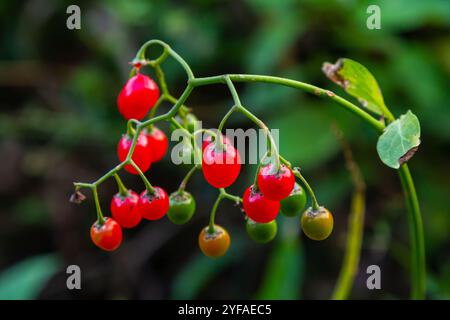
[{"left": 0, "top": 0, "right": 449, "bottom": 299}]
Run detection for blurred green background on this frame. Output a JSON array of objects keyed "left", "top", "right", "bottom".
[{"left": 0, "top": 0, "right": 449, "bottom": 300}]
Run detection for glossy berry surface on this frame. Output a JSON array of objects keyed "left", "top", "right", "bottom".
[
  {"left": 202, "top": 143, "right": 241, "bottom": 188},
  {"left": 301, "top": 207, "right": 334, "bottom": 241},
  {"left": 136, "top": 187, "right": 169, "bottom": 221},
  {"left": 280, "top": 183, "right": 307, "bottom": 217},
  {"left": 167, "top": 191, "right": 196, "bottom": 224},
  {"left": 198, "top": 224, "right": 230, "bottom": 258},
  {"left": 257, "top": 164, "right": 295, "bottom": 201},
  {"left": 117, "top": 133, "right": 152, "bottom": 175},
  {"left": 246, "top": 218, "right": 277, "bottom": 244},
  {"left": 118, "top": 73, "right": 159, "bottom": 120},
  {"left": 242, "top": 185, "right": 280, "bottom": 223},
  {"left": 90, "top": 217, "right": 123, "bottom": 251},
  {"left": 110, "top": 191, "right": 141, "bottom": 228},
  {"left": 145, "top": 126, "right": 168, "bottom": 162}
]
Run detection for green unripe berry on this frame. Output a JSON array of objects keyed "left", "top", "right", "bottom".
[
  {"left": 246, "top": 218, "right": 277, "bottom": 244},
  {"left": 167, "top": 191, "right": 196, "bottom": 224},
  {"left": 280, "top": 183, "right": 307, "bottom": 217}
]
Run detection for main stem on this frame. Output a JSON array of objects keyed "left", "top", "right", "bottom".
[{"left": 398, "top": 164, "right": 426, "bottom": 299}]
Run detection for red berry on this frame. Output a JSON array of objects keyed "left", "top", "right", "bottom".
[
  {"left": 117, "top": 73, "right": 159, "bottom": 120},
  {"left": 90, "top": 217, "right": 123, "bottom": 251},
  {"left": 202, "top": 134, "right": 231, "bottom": 151},
  {"left": 117, "top": 133, "right": 152, "bottom": 175},
  {"left": 110, "top": 191, "right": 141, "bottom": 228},
  {"left": 202, "top": 143, "right": 241, "bottom": 188},
  {"left": 243, "top": 185, "right": 280, "bottom": 223},
  {"left": 257, "top": 164, "right": 295, "bottom": 201},
  {"left": 145, "top": 126, "right": 168, "bottom": 162},
  {"left": 136, "top": 187, "right": 169, "bottom": 221}
]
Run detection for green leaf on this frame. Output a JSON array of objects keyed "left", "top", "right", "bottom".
[
  {"left": 0, "top": 254, "right": 61, "bottom": 300},
  {"left": 322, "top": 58, "right": 387, "bottom": 116},
  {"left": 376, "top": 111, "right": 421, "bottom": 169}
]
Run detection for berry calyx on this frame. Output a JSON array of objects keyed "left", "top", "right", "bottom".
[
  {"left": 198, "top": 224, "right": 231, "bottom": 258},
  {"left": 301, "top": 206, "right": 334, "bottom": 241},
  {"left": 118, "top": 73, "right": 159, "bottom": 120},
  {"left": 257, "top": 164, "right": 295, "bottom": 201},
  {"left": 242, "top": 185, "right": 280, "bottom": 223},
  {"left": 167, "top": 191, "right": 196, "bottom": 225},
  {"left": 145, "top": 126, "right": 168, "bottom": 162},
  {"left": 117, "top": 132, "right": 152, "bottom": 175},
  {"left": 280, "top": 183, "right": 307, "bottom": 217},
  {"left": 202, "top": 143, "right": 241, "bottom": 188},
  {"left": 136, "top": 187, "right": 169, "bottom": 221},
  {"left": 90, "top": 217, "right": 123, "bottom": 251},
  {"left": 110, "top": 190, "right": 141, "bottom": 228},
  {"left": 246, "top": 218, "right": 277, "bottom": 244}
]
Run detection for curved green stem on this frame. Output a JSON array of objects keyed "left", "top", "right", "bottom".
[
  {"left": 147, "top": 95, "right": 167, "bottom": 125},
  {"left": 167, "top": 47, "right": 195, "bottom": 80},
  {"left": 193, "top": 128, "right": 217, "bottom": 139},
  {"left": 252, "top": 152, "right": 269, "bottom": 190},
  {"left": 178, "top": 165, "right": 199, "bottom": 193},
  {"left": 129, "top": 160, "right": 154, "bottom": 194},
  {"left": 190, "top": 75, "right": 384, "bottom": 133},
  {"left": 113, "top": 173, "right": 128, "bottom": 197},
  {"left": 92, "top": 186, "right": 105, "bottom": 225},
  {"left": 208, "top": 188, "right": 242, "bottom": 234},
  {"left": 216, "top": 105, "right": 238, "bottom": 148},
  {"left": 155, "top": 65, "right": 169, "bottom": 96},
  {"left": 209, "top": 193, "right": 223, "bottom": 234},
  {"left": 223, "top": 76, "right": 280, "bottom": 168},
  {"left": 125, "top": 127, "right": 143, "bottom": 162},
  {"left": 293, "top": 168, "right": 320, "bottom": 211},
  {"left": 237, "top": 105, "right": 280, "bottom": 169},
  {"left": 146, "top": 65, "right": 170, "bottom": 127},
  {"left": 221, "top": 190, "right": 242, "bottom": 203},
  {"left": 224, "top": 76, "right": 243, "bottom": 107},
  {"left": 126, "top": 120, "right": 137, "bottom": 137},
  {"left": 399, "top": 164, "right": 426, "bottom": 299},
  {"left": 279, "top": 155, "right": 292, "bottom": 168},
  {"left": 166, "top": 94, "right": 190, "bottom": 114},
  {"left": 169, "top": 117, "right": 202, "bottom": 164},
  {"left": 134, "top": 39, "right": 170, "bottom": 66}
]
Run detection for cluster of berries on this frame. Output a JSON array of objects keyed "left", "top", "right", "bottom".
[{"left": 89, "top": 71, "right": 333, "bottom": 256}]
